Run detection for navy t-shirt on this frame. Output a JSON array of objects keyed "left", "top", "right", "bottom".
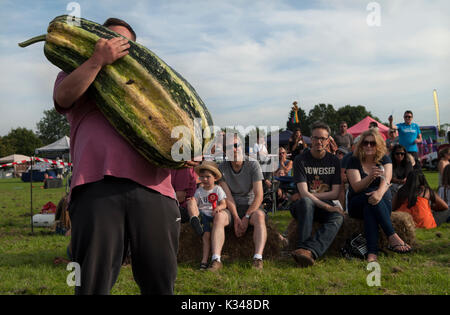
[
  {"left": 293, "top": 150, "right": 341, "bottom": 198},
  {"left": 346, "top": 154, "right": 392, "bottom": 199}
]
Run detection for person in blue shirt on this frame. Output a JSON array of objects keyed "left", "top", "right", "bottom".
[{"left": 389, "top": 111, "right": 422, "bottom": 162}]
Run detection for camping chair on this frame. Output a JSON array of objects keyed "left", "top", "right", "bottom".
[{"left": 273, "top": 176, "right": 297, "bottom": 210}]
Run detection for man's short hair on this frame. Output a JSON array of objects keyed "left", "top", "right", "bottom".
[
  {"left": 369, "top": 122, "right": 378, "bottom": 128},
  {"left": 404, "top": 110, "right": 413, "bottom": 116},
  {"left": 311, "top": 121, "right": 331, "bottom": 136},
  {"left": 103, "top": 17, "right": 137, "bottom": 40}
]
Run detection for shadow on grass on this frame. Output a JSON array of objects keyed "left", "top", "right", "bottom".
[{"left": 0, "top": 247, "right": 69, "bottom": 268}]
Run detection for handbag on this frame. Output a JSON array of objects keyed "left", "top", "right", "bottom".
[{"left": 340, "top": 233, "right": 368, "bottom": 259}]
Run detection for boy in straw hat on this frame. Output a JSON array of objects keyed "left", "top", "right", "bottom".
[{"left": 191, "top": 161, "right": 228, "bottom": 270}]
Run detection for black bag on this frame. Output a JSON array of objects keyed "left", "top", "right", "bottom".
[{"left": 340, "top": 233, "right": 368, "bottom": 259}]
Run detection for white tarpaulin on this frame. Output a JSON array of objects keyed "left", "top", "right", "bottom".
[
  {"left": 0, "top": 154, "right": 31, "bottom": 164},
  {"left": 35, "top": 136, "right": 70, "bottom": 158}
]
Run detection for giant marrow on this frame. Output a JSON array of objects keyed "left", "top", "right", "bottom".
[{"left": 19, "top": 15, "right": 213, "bottom": 168}]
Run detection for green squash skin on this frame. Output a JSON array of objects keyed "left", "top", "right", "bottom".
[{"left": 41, "top": 15, "right": 213, "bottom": 168}]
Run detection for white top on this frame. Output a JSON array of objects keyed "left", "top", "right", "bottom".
[
  {"left": 194, "top": 185, "right": 227, "bottom": 217},
  {"left": 437, "top": 186, "right": 450, "bottom": 208}
]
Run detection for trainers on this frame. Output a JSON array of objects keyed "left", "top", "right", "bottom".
[
  {"left": 252, "top": 259, "right": 263, "bottom": 270},
  {"left": 190, "top": 216, "right": 204, "bottom": 236},
  {"left": 199, "top": 262, "right": 209, "bottom": 270},
  {"left": 291, "top": 248, "right": 315, "bottom": 268},
  {"left": 208, "top": 259, "right": 223, "bottom": 272}
]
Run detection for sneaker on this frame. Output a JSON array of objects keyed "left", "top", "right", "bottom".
[
  {"left": 199, "top": 262, "right": 209, "bottom": 270},
  {"left": 208, "top": 259, "right": 223, "bottom": 272},
  {"left": 252, "top": 258, "right": 263, "bottom": 270},
  {"left": 291, "top": 248, "right": 315, "bottom": 268},
  {"left": 190, "top": 216, "right": 204, "bottom": 236}
]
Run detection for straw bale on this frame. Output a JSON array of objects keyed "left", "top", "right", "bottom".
[
  {"left": 286, "top": 211, "right": 416, "bottom": 256},
  {"left": 177, "top": 219, "right": 282, "bottom": 263}
]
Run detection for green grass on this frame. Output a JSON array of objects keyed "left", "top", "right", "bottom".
[{"left": 0, "top": 174, "right": 448, "bottom": 295}]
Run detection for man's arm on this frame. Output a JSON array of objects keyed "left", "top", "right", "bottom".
[
  {"left": 297, "top": 182, "right": 344, "bottom": 214},
  {"left": 54, "top": 37, "right": 130, "bottom": 108},
  {"left": 415, "top": 127, "right": 422, "bottom": 143},
  {"left": 311, "top": 183, "right": 340, "bottom": 201},
  {"left": 219, "top": 181, "right": 242, "bottom": 236},
  {"left": 246, "top": 181, "right": 264, "bottom": 215}
]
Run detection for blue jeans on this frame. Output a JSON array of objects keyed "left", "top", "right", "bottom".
[
  {"left": 348, "top": 192, "right": 395, "bottom": 255},
  {"left": 200, "top": 213, "right": 214, "bottom": 233},
  {"left": 289, "top": 197, "right": 344, "bottom": 259}
]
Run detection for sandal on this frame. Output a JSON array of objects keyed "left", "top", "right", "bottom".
[
  {"left": 367, "top": 254, "right": 377, "bottom": 263},
  {"left": 199, "top": 262, "right": 209, "bottom": 270},
  {"left": 387, "top": 243, "right": 412, "bottom": 254}
]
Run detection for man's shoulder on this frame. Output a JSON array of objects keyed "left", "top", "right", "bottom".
[{"left": 325, "top": 151, "right": 340, "bottom": 164}]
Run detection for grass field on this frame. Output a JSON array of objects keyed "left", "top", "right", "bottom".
[{"left": 0, "top": 171, "right": 448, "bottom": 295}]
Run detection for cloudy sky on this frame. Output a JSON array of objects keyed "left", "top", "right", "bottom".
[{"left": 0, "top": 0, "right": 449, "bottom": 137}]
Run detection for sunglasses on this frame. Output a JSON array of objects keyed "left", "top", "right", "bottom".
[
  {"left": 395, "top": 152, "right": 405, "bottom": 156},
  {"left": 404, "top": 115, "right": 412, "bottom": 118},
  {"left": 362, "top": 140, "right": 377, "bottom": 147},
  {"left": 226, "top": 143, "right": 241, "bottom": 150}
]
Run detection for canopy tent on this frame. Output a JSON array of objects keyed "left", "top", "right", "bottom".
[
  {"left": 35, "top": 136, "right": 70, "bottom": 159},
  {"left": 0, "top": 154, "right": 31, "bottom": 178},
  {"left": 0, "top": 154, "right": 31, "bottom": 164},
  {"left": 267, "top": 130, "right": 311, "bottom": 147},
  {"left": 347, "top": 116, "right": 389, "bottom": 140}
]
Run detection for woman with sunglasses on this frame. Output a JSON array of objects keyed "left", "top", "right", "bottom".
[
  {"left": 347, "top": 129, "right": 412, "bottom": 262},
  {"left": 390, "top": 144, "right": 413, "bottom": 195}
]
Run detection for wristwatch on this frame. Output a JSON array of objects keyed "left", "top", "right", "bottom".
[{"left": 245, "top": 214, "right": 251, "bottom": 219}]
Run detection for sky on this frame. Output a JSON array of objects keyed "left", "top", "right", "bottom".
[{"left": 0, "top": 0, "right": 449, "bottom": 137}]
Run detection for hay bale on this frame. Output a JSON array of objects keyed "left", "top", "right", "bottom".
[
  {"left": 286, "top": 211, "right": 416, "bottom": 256},
  {"left": 177, "top": 219, "right": 282, "bottom": 263},
  {"left": 379, "top": 211, "right": 416, "bottom": 248}
]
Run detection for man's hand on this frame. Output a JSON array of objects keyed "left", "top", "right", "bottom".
[
  {"left": 183, "top": 160, "right": 200, "bottom": 168},
  {"left": 239, "top": 216, "right": 249, "bottom": 235},
  {"left": 234, "top": 217, "right": 244, "bottom": 238},
  {"left": 91, "top": 37, "right": 130, "bottom": 67},
  {"left": 328, "top": 205, "right": 346, "bottom": 216}
]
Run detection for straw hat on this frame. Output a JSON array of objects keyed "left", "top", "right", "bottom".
[{"left": 194, "top": 160, "right": 222, "bottom": 180}]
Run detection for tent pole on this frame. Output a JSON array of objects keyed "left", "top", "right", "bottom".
[{"left": 30, "top": 156, "right": 34, "bottom": 234}]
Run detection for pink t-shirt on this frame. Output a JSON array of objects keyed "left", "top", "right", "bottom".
[
  {"left": 171, "top": 168, "right": 198, "bottom": 207},
  {"left": 53, "top": 71, "right": 175, "bottom": 200}
]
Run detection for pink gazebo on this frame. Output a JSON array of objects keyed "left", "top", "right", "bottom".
[{"left": 347, "top": 116, "right": 389, "bottom": 140}]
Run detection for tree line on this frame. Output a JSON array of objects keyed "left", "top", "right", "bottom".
[
  {"left": 0, "top": 109, "right": 70, "bottom": 157},
  {"left": 1, "top": 104, "right": 447, "bottom": 157}
]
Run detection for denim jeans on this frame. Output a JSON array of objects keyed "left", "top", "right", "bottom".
[
  {"left": 348, "top": 193, "right": 394, "bottom": 255},
  {"left": 289, "top": 197, "right": 344, "bottom": 259}
]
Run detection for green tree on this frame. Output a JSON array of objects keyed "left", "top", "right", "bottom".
[
  {"left": 286, "top": 103, "right": 308, "bottom": 135},
  {"left": 3, "top": 128, "right": 43, "bottom": 156},
  {"left": 307, "top": 104, "right": 338, "bottom": 134},
  {"left": 36, "top": 108, "right": 70, "bottom": 145},
  {"left": 335, "top": 105, "right": 379, "bottom": 134},
  {"left": 0, "top": 136, "right": 15, "bottom": 157}
]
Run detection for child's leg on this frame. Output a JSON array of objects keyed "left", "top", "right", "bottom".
[
  {"left": 201, "top": 232, "right": 211, "bottom": 264},
  {"left": 186, "top": 198, "right": 200, "bottom": 217}
]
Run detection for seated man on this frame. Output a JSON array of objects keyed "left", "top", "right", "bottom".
[
  {"left": 208, "top": 135, "right": 267, "bottom": 271},
  {"left": 290, "top": 122, "right": 345, "bottom": 267},
  {"left": 171, "top": 168, "right": 203, "bottom": 236}
]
